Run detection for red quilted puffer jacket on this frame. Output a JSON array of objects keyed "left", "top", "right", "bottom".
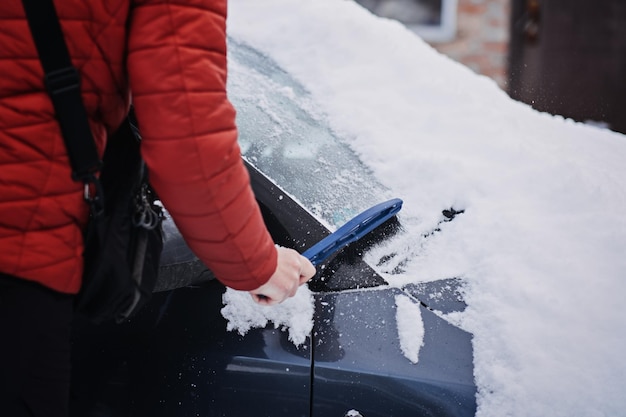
[{"left": 0, "top": 0, "right": 277, "bottom": 294}]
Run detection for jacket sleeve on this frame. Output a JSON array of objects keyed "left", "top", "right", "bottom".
[{"left": 126, "top": 0, "right": 277, "bottom": 291}]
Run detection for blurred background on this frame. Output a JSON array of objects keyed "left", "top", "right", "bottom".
[{"left": 354, "top": 0, "right": 626, "bottom": 135}]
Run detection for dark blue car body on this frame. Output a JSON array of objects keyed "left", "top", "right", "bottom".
[{"left": 70, "top": 41, "right": 476, "bottom": 417}]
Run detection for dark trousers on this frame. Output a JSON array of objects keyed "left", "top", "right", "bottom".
[{"left": 0, "top": 273, "right": 74, "bottom": 417}]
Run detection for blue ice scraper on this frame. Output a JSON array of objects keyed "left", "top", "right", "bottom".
[{"left": 302, "top": 198, "right": 403, "bottom": 266}]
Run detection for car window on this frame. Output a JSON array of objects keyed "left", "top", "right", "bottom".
[{"left": 228, "top": 40, "right": 393, "bottom": 229}]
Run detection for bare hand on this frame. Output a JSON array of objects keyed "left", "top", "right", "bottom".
[{"left": 249, "top": 247, "right": 316, "bottom": 305}]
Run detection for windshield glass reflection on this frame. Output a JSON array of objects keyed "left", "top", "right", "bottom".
[{"left": 228, "top": 40, "right": 392, "bottom": 228}]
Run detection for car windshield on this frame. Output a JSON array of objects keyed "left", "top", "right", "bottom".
[{"left": 228, "top": 40, "right": 393, "bottom": 228}]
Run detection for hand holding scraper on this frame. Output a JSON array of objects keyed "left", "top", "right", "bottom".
[{"left": 251, "top": 198, "right": 402, "bottom": 304}]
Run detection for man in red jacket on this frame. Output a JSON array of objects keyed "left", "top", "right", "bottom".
[{"left": 0, "top": 1, "right": 315, "bottom": 416}]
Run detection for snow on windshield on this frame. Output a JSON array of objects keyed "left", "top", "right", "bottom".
[
  {"left": 225, "top": 1, "right": 626, "bottom": 416},
  {"left": 228, "top": 40, "right": 391, "bottom": 228}
]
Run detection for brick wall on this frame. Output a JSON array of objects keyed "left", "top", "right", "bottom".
[{"left": 430, "top": 0, "right": 511, "bottom": 89}]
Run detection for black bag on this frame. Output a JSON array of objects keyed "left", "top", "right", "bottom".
[
  {"left": 22, "top": 0, "right": 163, "bottom": 323},
  {"left": 77, "top": 116, "right": 164, "bottom": 323}
]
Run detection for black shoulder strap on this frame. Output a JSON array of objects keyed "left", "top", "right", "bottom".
[{"left": 21, "top": 0, "right": 102, "bottom": 182}]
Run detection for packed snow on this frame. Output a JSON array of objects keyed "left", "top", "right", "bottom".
[
  {"left": 395, "top": 294, "right": 425, "bottom": 364},
  {"left": 223, "top": 1, "right": 626, "bottom": 416},
  {"left": 221, "top": 278, "right": 314, "bottom": 346}
]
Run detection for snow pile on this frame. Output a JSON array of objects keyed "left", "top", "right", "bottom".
[{"left": 220, "top": 286, "right": 314, "bottom": 346}]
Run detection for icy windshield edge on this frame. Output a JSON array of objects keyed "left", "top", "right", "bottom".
[{"left": 228, "top": 40, "right": 391, "bottom": 228}]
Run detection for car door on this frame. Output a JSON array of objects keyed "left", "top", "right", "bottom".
[
  {"left": 70, "top": 168, "right": 319, "bottom": 417},
  {"left": 69, "top": 157, "right": 383, "bottom": 417}
]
